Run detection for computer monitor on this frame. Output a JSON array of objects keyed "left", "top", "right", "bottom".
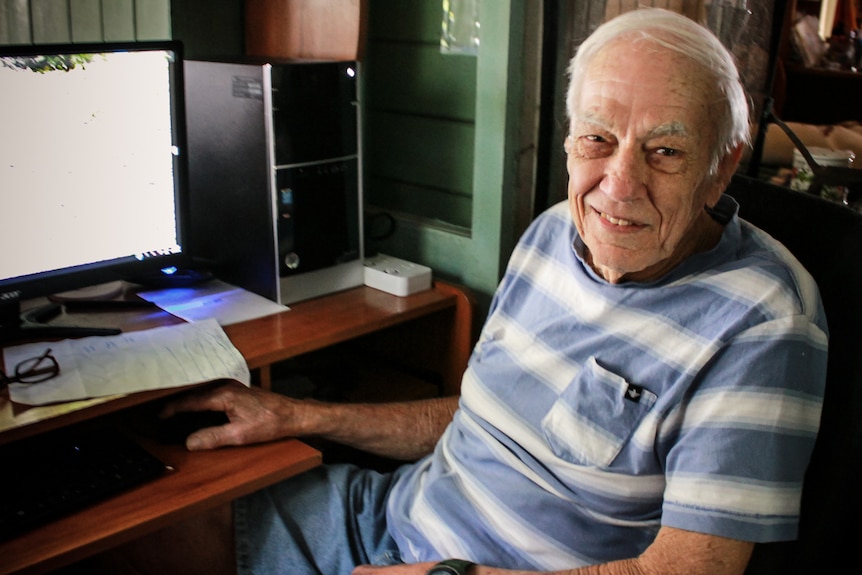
[{"left": 0, "top": 41, "right": 191, "bottom": 342}]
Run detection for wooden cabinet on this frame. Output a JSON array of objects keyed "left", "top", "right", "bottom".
[{"left": 245, "top": 0, "right": 368, "bottom": 61}]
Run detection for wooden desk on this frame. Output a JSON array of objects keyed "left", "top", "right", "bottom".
[{"left": 0, "top": 281, "right": 473, "bottom": 575}]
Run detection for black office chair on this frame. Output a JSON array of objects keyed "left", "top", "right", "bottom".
[{"left": 724, "top": 174, "right": 862, "bottom": 574}]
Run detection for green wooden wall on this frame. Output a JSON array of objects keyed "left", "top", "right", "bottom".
[
  {"left": 366, "top": 0, "right": 529, "bottom": 305},
  {"left": 363, "top": 0, "right": 477, "bottom": 230}
]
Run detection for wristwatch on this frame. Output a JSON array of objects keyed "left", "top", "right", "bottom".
[{"left": 426, "top": 558, "right": 476, "bottom": 575}]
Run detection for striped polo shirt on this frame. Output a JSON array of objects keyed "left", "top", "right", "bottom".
[{"left": 386, "top": 196, "right": 828, "bottom": 570}]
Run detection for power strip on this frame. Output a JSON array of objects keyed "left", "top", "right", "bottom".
[{"left": 363, "top": 254, "right": 432, "bottom": 296}]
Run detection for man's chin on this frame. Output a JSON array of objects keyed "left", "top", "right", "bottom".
[{"left": 587, "top": 249, "right": 662, "bottom": 283}]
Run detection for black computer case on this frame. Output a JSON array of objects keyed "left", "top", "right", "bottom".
[{"left": 184, "top": 58, "right": 363, "bottom": 304}]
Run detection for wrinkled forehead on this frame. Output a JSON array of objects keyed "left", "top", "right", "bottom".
[
  {"left": 572, "top": 39, "right": 719, "bottom": 135},
  {"left": 591, "top": 38, "right": 715, "bottom": 96}
]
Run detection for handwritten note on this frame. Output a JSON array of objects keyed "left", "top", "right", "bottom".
[{"left": 3, "top": 318, "right": 250, "bottom": 406}]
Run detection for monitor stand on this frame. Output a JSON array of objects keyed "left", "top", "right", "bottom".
[{"left": 0, "top": 299, "right": 120, "bottom": 346}]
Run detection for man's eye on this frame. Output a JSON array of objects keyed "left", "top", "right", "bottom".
[
  {"left": 649, "top": 147, "right": 687, "bottom": 173},
  {"left": 573, "top": 135, "right": 613, "bottom": 159}
]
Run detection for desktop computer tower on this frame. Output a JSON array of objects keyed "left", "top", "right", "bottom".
[{"left": 184, "top": 58, "right": 363, "bottom": 304}]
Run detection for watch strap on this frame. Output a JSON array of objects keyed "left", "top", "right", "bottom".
[{"left": 426, "top": 558, "right": 476, "bottom": 575}]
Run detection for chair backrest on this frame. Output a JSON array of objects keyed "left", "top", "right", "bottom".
[{"left": 725, "top": 174, "right": 862, "bottom": 574}]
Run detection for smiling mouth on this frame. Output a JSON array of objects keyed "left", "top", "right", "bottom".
[{"left": 599, "top": 211, "right": 639, "bottom": 227}]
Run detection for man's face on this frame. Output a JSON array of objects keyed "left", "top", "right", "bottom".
[{"left": 566, "top": 40, "right": 732, "bottom": 284}]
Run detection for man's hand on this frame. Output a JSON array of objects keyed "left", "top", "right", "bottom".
[{"left": 160, "top": 381, "right": 303, "bottom": 450}]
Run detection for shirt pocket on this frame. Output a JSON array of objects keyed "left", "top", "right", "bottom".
[{"left": 541, "top": 356, "right": 657, "bottom": 467}]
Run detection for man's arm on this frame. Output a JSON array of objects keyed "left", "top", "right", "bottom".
[
  {"left": 162, "top": 381, "right": 459, "bottom": 460},
  {"left": 352, "top": 526, "right": 753, "bottom": 575},
  {"left": 564, "top": 526, "right": 753, "bottom": 575}
]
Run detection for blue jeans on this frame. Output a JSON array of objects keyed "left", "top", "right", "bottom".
[{"left": 234, "top": 464, "right": 408, "bottom": 575}]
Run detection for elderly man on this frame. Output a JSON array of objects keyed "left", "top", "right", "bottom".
[{"left": 124, "top": 8, "right": 827, "bottom": 575}]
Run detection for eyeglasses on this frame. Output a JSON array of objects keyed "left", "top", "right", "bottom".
[{"left": 0, "top": 348, "right": 60, "bottom": 388}]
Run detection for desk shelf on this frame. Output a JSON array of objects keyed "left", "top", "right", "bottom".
[{"left": 226, "top": 281, "right": 474, "bottom": 394}]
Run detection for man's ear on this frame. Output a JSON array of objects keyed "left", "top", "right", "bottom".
[
  {"left": 708, "top": 143, "right": 745, "bottom": 206},
  {"left": 718, "top": 143, "right": 744, "bottom": 184}
]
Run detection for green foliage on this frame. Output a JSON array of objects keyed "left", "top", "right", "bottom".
[{"left": 1, "top": 53, "right": 98, "bottom": 73}]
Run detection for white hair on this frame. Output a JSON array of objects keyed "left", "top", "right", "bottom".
[{"left": 566, "top": 8, "right": 750, "bottom": 173}]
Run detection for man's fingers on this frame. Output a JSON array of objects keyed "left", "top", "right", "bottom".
[
  {"left": 185, "top": 423, "right": 237, "bottom": 451},
  {"left": 160, "top": 382, "right": 238, "bottom": 418}
]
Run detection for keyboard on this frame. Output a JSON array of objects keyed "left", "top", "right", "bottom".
[{"left": 0, "top": 425, "right": 168, "bottom": 541}]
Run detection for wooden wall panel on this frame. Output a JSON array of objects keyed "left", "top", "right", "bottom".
[
  {"left": 30, "top": 0, "right": 70, "bottom": 43},
  {"left": 366, "top": 177, "right": 473, "bottom": 230},
  {"left": 170, "top": 0, "right": 243, "bottom": 59},
  {"left": 363, "top": 42, "right": 476, "bottom": 122},
  {"left": 0, "top": 0, "right": 170, "bottom": 45},
  {"left": 70, "top": 0, "right": 102, "bottom": 42},
  {"left": 135, "top": 0, "right": 170, "bottom": 40},
  {"left": 365, "top": 110, "right": 475, "bottom": 193},
  {"left": 102, "top": 0, "right": 134, "bottom": 41},
  {"left": 0, "top": 0, "right": 32, "bottom": 44},
  {"left": 367, "top": 0, "right": 440, "bottom": 43}
]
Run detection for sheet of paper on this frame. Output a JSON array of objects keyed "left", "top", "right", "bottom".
[
  {"left": 4, "top": 318, "right": 250, "bottom": 406},
  {"left": 138, "top": 280, "right": 288, "bottom": 325}
]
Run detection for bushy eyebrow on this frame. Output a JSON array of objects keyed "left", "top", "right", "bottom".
[
  {"left": 649, "top": 121, "right": 689, "bottom": 139},
  {"left": 572, "top": 112, "right": 691, "bottom": 141},
  {"left": 572, "top": 111, "right": 610, "bottom": 133}
]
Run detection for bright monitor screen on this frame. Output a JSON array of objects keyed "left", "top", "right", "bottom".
[{"left": 0, "top": 41, "right": 189, "bottom": 308}]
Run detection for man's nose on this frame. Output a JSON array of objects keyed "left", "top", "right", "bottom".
[{"left": 599, "top": 148, "right": 646, "bottom": 201}]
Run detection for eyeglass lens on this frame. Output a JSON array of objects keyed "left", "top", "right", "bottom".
[{"left": 13, "top": 348, "right": 59, "bottom": 384}]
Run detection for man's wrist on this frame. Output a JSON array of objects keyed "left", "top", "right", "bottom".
[{"left": 426, "top": 558, "right": 476, "bottom": 575}]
